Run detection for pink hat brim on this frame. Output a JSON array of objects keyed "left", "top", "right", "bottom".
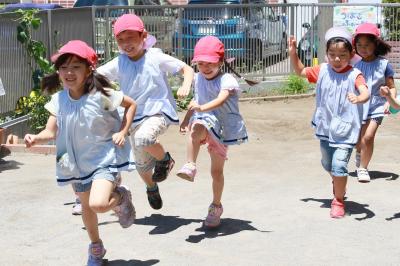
[{"left": 192, "top": 55, "right": 221, "bottom": 63}]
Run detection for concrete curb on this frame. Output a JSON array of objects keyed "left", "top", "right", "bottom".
[
  {"left": 1, "top": 144, "right": 55, "bottom": 155},
  {"left": 239, "top": 92, "right": 315, "bottom": 102}
]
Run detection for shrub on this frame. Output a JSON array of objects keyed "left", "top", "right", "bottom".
[{"left": 284, "top": 74, "right": 309, "bottom": 95}]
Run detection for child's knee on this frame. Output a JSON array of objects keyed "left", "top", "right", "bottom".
[
  {"left": 211, "top": 169, "right": 224, "bottom": 180},
  {"left": 190, "top": 124, "right": 207, "bottom": 141},
  {"left": 89, "top": 199, "right": 109, "bottom": 213}
]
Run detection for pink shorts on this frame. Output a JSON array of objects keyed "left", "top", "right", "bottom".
[{"left": 191, "top": 121, "right": 228, "bottom": 160}]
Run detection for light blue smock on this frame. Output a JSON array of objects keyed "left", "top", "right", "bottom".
[
  {"left": 190, "top": 72, "right": 248, "bottom": 145},
  {"left": 355, "top": 57, "right": 393, "bottom": 120},
  {"left": 97, "top": 48, "right": 185, "bottom": 126},
  {"left": 311, "top": 63, "right": 364, "bottom": 148},
  {"left": 46, "top": 89, "right": 135, "bottom": 186}
]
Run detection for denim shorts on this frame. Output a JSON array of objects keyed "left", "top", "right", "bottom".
[
  {"left": 72, "top": 168, "right": 119, "bottom": 193},
  {"left": 320, "top": 140, "right": 353, "bottom": 177}
]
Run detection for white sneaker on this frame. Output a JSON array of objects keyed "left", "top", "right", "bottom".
[
  {"left": 72, "top": 198, "right": 82, "bottom": 215},
  {"left": 355, "top": 152, "right": 361, "bottom": 168},
  {"left": 357, "top": 168, "right": 371, "bottom": 183}
]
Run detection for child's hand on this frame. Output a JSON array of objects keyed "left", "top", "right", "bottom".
[
  {"left": 379, "top": 85, "right": 391, "bottom": 98},
  {"left": 347, "top": 92, "right": 360, "bottom": 104},
  {"left": 179, "top": 122, "right": 189, "bottom": 134},
  {"left": 188, "top": 101, "right": 202, "bottom": 112},
  {"left": 112, "top": 132, "right": 126, "bottom": 147},
  {"left": 176, "top": 86, "right": 191, "bottom": 99},
  {"left": 24, "top": 134, "right": 37, "bottom": 148},
  {"left": 288, "top": 36, "right": 297, "bottom": 56},
  {"left": 383, "top": 101, "right": 391, "bottom": 114}
]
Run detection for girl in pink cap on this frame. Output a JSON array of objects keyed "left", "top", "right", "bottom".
[
  {"left": 177, "top": 36, "right": 248, "bottom": 228},
  {"left": 353, "top": 23, "right": 397, "bottom": 183},
  {"left": 24, "top": 40, "right": 137, "bottom": 266},
  {"left": 98, "top": 14, "right": 194, "bottom": 211},
  {"left": 289, "top": 27, "right": 369, "bottom": 219}
]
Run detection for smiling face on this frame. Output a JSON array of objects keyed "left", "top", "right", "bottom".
[
  {"left": 58, "top": 55, "right": 91, "bottom": 98},
  {"left": 355, "top": 35, "right": 377, "bottom": 61},
  {"left": 116, "top": 30, "right": 146, "bottom": 60},
  {"left": 326, "top": 41, "right": 354, "bottom": 72},
  {"left": 197, "top": 61, "right": 223, "bottom": 80}
]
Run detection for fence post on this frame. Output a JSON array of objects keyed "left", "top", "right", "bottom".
[
  {"left": 47, "top": 10, "right": 52, "bottom": 56},
  {"left": 91, "top": 6, "right": 96, "bottom": 50},
  {"left": 177, "top": 7, "right": 183, "bottom": 60},
  {"left": 105, "top": 6, "right": 110, "bottom": 62}
]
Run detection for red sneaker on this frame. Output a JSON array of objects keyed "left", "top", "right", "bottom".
[{"left": 330, "top": 198, "right": 345, "bottom": 218}]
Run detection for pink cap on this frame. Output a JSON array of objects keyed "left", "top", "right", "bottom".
[
  {"left": 354, "top": 23, "right": 380, "bottom": 38},
  {"left": 192, "top": 36, "right": 224, "bottom": 63},
  {"left": 113, "top": 14, "right": 145, "bottom": 36},
  {"left": 51, "top": 40, "right": 97, "bottom": 67}
]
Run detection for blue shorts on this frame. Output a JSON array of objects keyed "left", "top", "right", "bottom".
[
  {"left": 72, "top": 168, "right": 119, "bottom": 193},
  {"left": 320, "top": 140, "right": 352, "bottom": 177}
]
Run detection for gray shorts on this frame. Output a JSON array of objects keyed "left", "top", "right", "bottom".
[{"left": 72, "top": 168, "right": 119, "bottom": 193}]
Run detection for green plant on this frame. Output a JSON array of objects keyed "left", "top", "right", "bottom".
[
  {"left": 284, "top": 74, "right": 309, "bottom": 95},
  {"left": 383, "top": 0, "right": 400, "bottom": 40},
  {"left": 15, "top": 9, "right": 54, "bottom": 132}
]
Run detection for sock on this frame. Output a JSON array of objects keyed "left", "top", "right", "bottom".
[
  {"left": 160, "top": 152, "right": 170, "bottom": 161},
  {"left": 147, "top": 183, "right": 158, "bottom": 192}
]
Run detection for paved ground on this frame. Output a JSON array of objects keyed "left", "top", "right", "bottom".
[{"left": 2, "top": 97, "right": 400, "bottom": 266}]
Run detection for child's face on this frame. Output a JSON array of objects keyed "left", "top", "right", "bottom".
[
  {"left": 326, "top": 42, "right": 354, "bottom": 72},
  {"left": 58, "top": 56, "right": 91, "bottom": 93},
  {"left": 355, "top": 35, "right": 376, "bottom": 61},
  {"left": 197, "top": 61, "right": 222, "bottom": 80},
  {"left": 116, "top": 30, "right": 146, "bottom": 60}
]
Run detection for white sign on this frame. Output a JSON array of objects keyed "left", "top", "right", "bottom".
[
  {"left": 0, "top": 78, "right": 4, "bottom": 96},
  {"left": 333, "top": 6, "right": 378, "bottom": 33}
]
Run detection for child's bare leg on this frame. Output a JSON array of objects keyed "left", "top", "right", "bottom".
[
  {"left": 332, "top": 175, "right": 347, "bottom": 201},
  {"left": 89, "top": 179, "right": 121, "bottom": 213},
  {"left": 78, "top": 191, "right": 100, "bottom": 243},
  {"left": 210, "top": 151, "right": 225, "bottom": 205},
  {"left": 356, "top": 124, "right": 367, "bottom": 153},
  {"left": 143, "top": 143, "right": 166, "bottom": 161},
  {"left": 360, "top": 120, "right": 379, "bottom": 169},
  {"left": 187, "top": 124, "right": 207, "bottom": 163},
  {"left": 138, "top": 170, "right": 156, "bottom": 187}
]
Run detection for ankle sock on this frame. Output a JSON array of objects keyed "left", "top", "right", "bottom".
[{"left": 147, "top": 184, "right": 158, "bottom": 192}]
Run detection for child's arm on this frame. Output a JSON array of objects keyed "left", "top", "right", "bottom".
[
  {"left": 190, "top": 90, "right": 230, "bottom": 113},
  {"left": 382, "top": 77, "right": 398, "bottom": 111},
  {"left": 180, "top": 103, "right": 195, "bottom": 133},
  {"left": 380, "top": 81, "right": 400, "bottom": 110},
  {"left": 176, "top": 64, "right": 194, "bottom": 98},
  {"left": 288, "top": 36, "right": 307, "bottom": 77},
  {"left": 113, "top": 95, "right": 137, "bottom": 147},
  {"left": 348, "top": 84, "right": 369, "bottom": 104},
  {"left": 24, "top": 115, "right": 57, "bottom": 148}
]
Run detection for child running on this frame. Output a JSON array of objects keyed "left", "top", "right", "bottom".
[
  {"left": 353, "top": 23, "right": 396, "bottom": 182},
  {"left": 288, "top": 27, "right": 370, "bottom": 218},
  {"left": 177, "top": 36, "right": 248, "bottom": 228},
  {"left": 24, "top": 40, "right": 136, "bottom": 265},
  {"left": 98, "top": 14, "right": 194, "bottom": 210}
]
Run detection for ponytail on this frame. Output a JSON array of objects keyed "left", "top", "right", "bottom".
[
  {"left": 223, "top": 59, "right": 259, "bottom": 86},
  {"left": 41, "top": 72, "right": 61, "bottom": 95}
]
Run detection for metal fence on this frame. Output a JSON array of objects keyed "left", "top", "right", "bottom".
[{"left": 1, "top": 3, "right": 400, "bottom": 114}]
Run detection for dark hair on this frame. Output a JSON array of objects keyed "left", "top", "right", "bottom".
[
  {"left": 41, "top": 53, "right": 112, "bottom": 96},
  {"left": 354, "top": 34, "right": 391, "bottom": 56},
  {"left": 326, "top": 37, "right": 353, "bottom": 53},
  {"left": 223, "top": 59, "right": 258, "bottom": 86}
]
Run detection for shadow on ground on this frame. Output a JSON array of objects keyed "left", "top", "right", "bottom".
[
  {"left": 186, "top": 218, "right": 271, "bottom": 243},
  {"left": 386, "top": 213, "right": 400, "bottom": 221},
  {"left": 0, "top": 159, "right": 23, "bottom": 172},
  {"left": 135, "top": 214, "right": 203, "bottom": 234},
  {"left": 349, "top": 170, "right": 399, "bottom": 181},
  {"left": 301, "top": 198, "right": 375, "bottom": 221},
  {"left": 105, "top": 259, "right": 159, "bottom": 265}
]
